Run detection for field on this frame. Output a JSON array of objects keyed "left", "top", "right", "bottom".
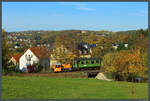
[{"left": 2, "top": 76, "right": 148, "bottom": 99}]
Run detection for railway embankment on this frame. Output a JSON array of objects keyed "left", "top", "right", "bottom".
[{"left": 5, "top": 70, "right": 101, "bottom": 78}]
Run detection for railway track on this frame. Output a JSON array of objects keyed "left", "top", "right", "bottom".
[
  {"left": 55, "top": 67, "right": 100, "bottom": 73},
  {"left": 12, "top": 68, "right": 100, "bottom": 78}
]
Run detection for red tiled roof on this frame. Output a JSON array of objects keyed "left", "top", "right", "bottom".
[
  {"left": 28, "top": 47, "right": 41, "bottom": 58},
  {"left": 29, "top": 47, "right": 49, "bottom": 59},
  {"left": 12, "top": 54, "right": 22, "bottom": 63}
]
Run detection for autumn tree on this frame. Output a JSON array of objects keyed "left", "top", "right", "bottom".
[
  {"left": 2, "top": 29, "right": 12, "bottom": 74},
  {"left": 138, "top": 52, "right": 148, "bottom": 79},
  {"left": 37, "top": 46, "right": 50, "bottom": 71},
  {"left": 130, "top": 33, "right": 148, "bottom": 53},
  {"left": 82, "top": 33, "right": 98, "bottom": 44},
  {"left": 102, "top": 50, "right": 146, "bottom": 81},
  {"left": 91, "top": 36, "right": 112, "bottom": 58},
  {"left": 51, "top": 35, "right": 78, "bottom": 64}
]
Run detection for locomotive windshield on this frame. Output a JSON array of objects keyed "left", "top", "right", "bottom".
[{"left": 55, "top": 65, "right": 61, "bottom": 68}]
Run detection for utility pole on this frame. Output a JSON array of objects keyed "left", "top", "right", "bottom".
[{"left": 131, "top": 77, "right": 134, "bottom": 99}]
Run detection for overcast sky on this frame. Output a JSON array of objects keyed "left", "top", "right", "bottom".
[{"left": 2, "top": 2, "right": 148, "bottom": 32}]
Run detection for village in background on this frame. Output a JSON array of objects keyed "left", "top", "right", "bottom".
[{"left": 2, "top": 28, "right": 148, "bottom": 81}]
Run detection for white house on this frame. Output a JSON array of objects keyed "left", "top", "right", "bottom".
[
  {"left": 19, "top": 47, "right": 39, "bottom": 70},
  {"left": 19, "top": 47, "right": 50, "bottom": 71},
  {"left": 112, "top": 44, "right": 119, "bottom": 50}
]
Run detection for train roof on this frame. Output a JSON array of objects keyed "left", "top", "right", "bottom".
[{"left": 74, "top": 58, "right": 101, "bottom": 61}]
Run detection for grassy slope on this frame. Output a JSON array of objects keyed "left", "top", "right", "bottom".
[{"left": 2, "top": 76, "right": 148, "bottom": 99}]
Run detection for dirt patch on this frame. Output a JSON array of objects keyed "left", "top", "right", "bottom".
[{"left": 96, "top": 73, "right": 112, "bottom": 81}]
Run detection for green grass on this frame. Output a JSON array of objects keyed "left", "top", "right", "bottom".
[{"left": 2, "top": 76, "right": 148, "bottom": 99}]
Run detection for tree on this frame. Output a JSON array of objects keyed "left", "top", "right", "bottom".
[
  {"left": 83, "top": 33, "right": 98, "bottom": 44},
  {"left": 51, "top": 35, "right": 78, "bottom": 64},
  {"left": 102, "top": 50, "right": 146, "bottom": 81},
  {"left": 2, "top": 29, "right": 12, "bottom": 74},
  {"left": 34, "top": 46, "right": 50, "bottom": 71},
  {"left": 130, "top": 34, "right": 148, "bottom": 53},
  {"left": 138, "top": 52, "right": 148, "bottom": 79},
  {"left": 91, "top": 36, "right": 112, "bottom": 58}
]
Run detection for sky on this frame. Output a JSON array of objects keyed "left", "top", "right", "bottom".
[{"left": 2, "top": 2, "right": 148, "bottom": 32}]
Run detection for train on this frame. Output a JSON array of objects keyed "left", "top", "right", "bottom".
[{"left": 52, "top": 58, "right": 102, "bottom": 72}]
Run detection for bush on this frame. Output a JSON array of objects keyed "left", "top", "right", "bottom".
[
  {"left": 4, "top": 61, "right": 16, "bottom": 74},
  {"left": 27, "top": 65, "right": 35, "bottom": 73},
  {"left": 27, "top": 63, "right": 43, "bottom": 73}
]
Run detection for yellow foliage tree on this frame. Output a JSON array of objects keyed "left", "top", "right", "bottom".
[
  {"left": 2, "top": 29, "right": 12, "bottom": 74},
  {"left": 102, "top": 50, "right": 146, "bottom": 80},
  {"left": 52, "top": 35, "right": 78, "bottom": 64}
]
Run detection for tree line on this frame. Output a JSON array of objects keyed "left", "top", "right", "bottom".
[{"left": 2, "top": 28, "right": 148, "bottom": 81}]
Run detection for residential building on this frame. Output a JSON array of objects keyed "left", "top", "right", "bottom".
[
  {"left": 19, "top": 47, "right": 50, "bottom": 71},
  {"left": 10, "top": 54, "right": 22, "bottom": 65}
]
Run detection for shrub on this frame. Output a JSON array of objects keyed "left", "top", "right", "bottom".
[{"left": 27, "top": 63, "right": 43, "bottom": 73}]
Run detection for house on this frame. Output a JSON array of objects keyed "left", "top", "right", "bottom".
[
  {"left": 19, "top": 47, "right": 50, "bottom": 71},
  {"left": 14, "top": 43, "right": 20, "bottom": 49},
  {"left": 10, "top": 54, "right": 22, "bottom": 65},
  {"left": 81, "top": 30, "right": 87, "bottom": 33},
  {"left": 124, "top": 43, "right": 128, "bottom": 48},
  {"left": 112, "top": 43, "right": 119, "bottom": 50},
  {"left": 112, "top": 42, "right": 128, "bottom": 50},
  {"left": 78, "top": 42, "right": 96, "bottom": 58}
]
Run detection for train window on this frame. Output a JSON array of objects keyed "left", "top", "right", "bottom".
[
  {"left": 91, "top": 60, "right": 94, "bottom": 64},
  {"left": 96, "top": 60, "right": 99, "bottom": 63},
  {"left": 56, "top": 65, "right": 60, "bottom": 68},
  {"left": 86, "top": 61, "right": 89, "bottom": 64},
  {"left": 81, "top": 61, "right": 84, "bottom": 64}
]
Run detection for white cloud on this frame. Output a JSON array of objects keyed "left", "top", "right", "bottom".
[
  {"left": 58, "top": 2, "right": 88, "bottom": 6},
  {"left": 77, "top": 6, "right": 95, "bottom": 11},
  {"left": 130, "top": 10, "right": 148, "bottom": 16},
  {"left": 58, "top": 2, "right": 94, "bottom": 11}
]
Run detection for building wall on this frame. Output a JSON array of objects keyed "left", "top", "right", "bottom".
[
  {"left": 50, "top": 45, "right": 69, "bottom": 68},
  {"left": 19, "top": 49, "right": 39, "bottom": 70},
  {"left": 124, "top": 44, "right": 128, "bottom": 48},
  {"left": 80, "top": 54, "right": 91, "bottom": 58},
  {"left": 50, "top": 58, "right": 57, "bottom": 68}
]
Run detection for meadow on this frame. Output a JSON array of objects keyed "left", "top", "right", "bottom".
[{"left": 2, "top": 76, "right": 148, "bottom": 99}]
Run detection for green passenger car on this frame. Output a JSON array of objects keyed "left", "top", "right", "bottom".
[{"left": 73, "top": 58, "right": 101, "bottom": 69}]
